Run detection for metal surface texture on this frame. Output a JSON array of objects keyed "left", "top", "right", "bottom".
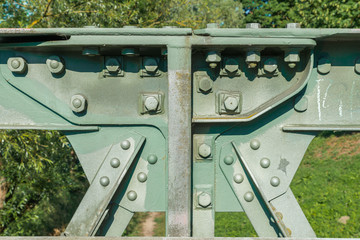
[{"left": 0, "top": 25, "right": 360, "bottom": 238}]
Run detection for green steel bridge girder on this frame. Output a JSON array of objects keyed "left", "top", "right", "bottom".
[{"left": 0, "top": 27, "right": 359, "bottom": 237}]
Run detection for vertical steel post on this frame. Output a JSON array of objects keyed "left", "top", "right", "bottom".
[{"left": 167, "top": 40, "right": 192, "bottom": 237}]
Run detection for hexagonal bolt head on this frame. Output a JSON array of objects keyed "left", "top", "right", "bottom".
[
  {"left": 46, "top": 56, "right": 65, "bottom": 74},
  {"left": 246, "top": 51, "right": 261, "bottom": 63},
  {"left": 144, "top": 96, "right": 159, "bottom": 112},
  {"left": 198, "top": 192, "right": 211, "bottom": 208},
  {"left": 284, "top": 52, "right": 300, "bottom": 63},
  {"left": 7, "top": 57, "right": 27, "bottom": 74},
  {"left": 143, "top": 58, "right": 159, "bottom": 73},
  {"left": 105, "top": 58, "right": 121, "bottom": 73},
  {"left": 264, "top": 58, "right": 278, "bottom": 73},
  {"left": 70, "top": 94, "right": 87, "bottom": 113},
  {"left": 206, "top": 51, "right": 221, "bottom": 68},
  {"left": 224, "top": 58, "right": 239, "bottom": 73},
  {"left": 121, "top": 48, "right": 139, "bottom": 57},
  {"left": 246, "top": 23, "right": 261, "bottom": 29},
  {"left": 199, "top": 77, "right": 213, "bottom": 93},
  {"left": 224, "top": 96, "right": 239, "bottom": 111},
  {"left": 198, "top": 143, "right": 211, "bottom": 158}
]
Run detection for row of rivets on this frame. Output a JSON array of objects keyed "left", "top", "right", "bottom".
[
  {"left": 259, "top": 156, "right": 281, "bottom": 187},
  {"left": 318, "top": 57, "right": 360, "bottom": 75},
  {"left": 8, "top": 56, "right": 65, "bottom": 74}
]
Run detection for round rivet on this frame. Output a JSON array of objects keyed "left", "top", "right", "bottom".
[
  {"left": 110, "top": 158, "right": 120, "bottom": 168},
  {"left": 260, "top": 158, "right": 270, "bottom": 168},
  {"left": 244, "top": 191, "right": 254, "bottom": 202},
  {"left": 199, "top": 77, "right": 213, "bottom": 93},
  {"left": 198, "top": 143, "right": 211, "bottom": 158},
  {"left": 121, "top": 140, "right": 131, "bottom": 150},
  {"left": 127, "top": 191, "right": 137, "bottom": 201},
  {"left": 137, "top": 172, "right": 147, "bottom": 182},
  {"left": 99, "top": 176, "right": 110, "bottom": 187},
  {"left": 264, "top": 58, "right": 278, "bottom": 73},
  {"left": 270, "top": 176, "right": 280, "bottom": 187},
  {"left": 224, "top": 156, "right": 234, "bottom": 165},
  {"left": 50, "top": 60, "right": 59, "bottom": 69},
  {"left": 233, "top": 173, "right": 244, "bottom": 184},
  {"left": 11, "top": 59, "right": 20, "bottom": 69},
  {"left": 224, "top": 96, "right": 239, "bottom": 111},
  {"left": 72, "top": 98, "right": 82, "bottom": 108},
  {"left": 317, "top": 57, "right": 331, "bottom": 74},
  {"left": 294, "top": 95, "right": 308, "bottom": 112},
  {"left": 250, "top": 139, "right": 260, "bottom": 150},
  {"left": 147, "top": 154, "right": 158, "bottom": 164}
]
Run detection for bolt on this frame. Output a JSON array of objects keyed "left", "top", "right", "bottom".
[
  {"left": 199, "top": 77, "right": 213, "bottom": 93},
  {"left": 206, "top": 51, "right": 221, "bottom": 68},
  {"left": 355, "top": 58, "right": 360, "bottom": 74},
  {"left": 246, "top": 51, "right": 260, "bottom": 68},
  {"left": 260, "top": 158, "right": 270, "bottom": 168},
  {"left": 198, "top": 192, "right": 211, "bottom": 208},
  {"left": 246, "top": 23, "right": 261, "bottom": 29},
  {"left": 224, "top": 96, "right": 239, "bottom": 111},
  {"left": 120, "top": 140, "right": 131, "bottom": 150},
  {"left": 286, "top": 23, "right": 301, "bottom": 29},
  {"left": 121, "top": 48, "right": 139, "bottom": 57},
  {"left": 207, "top": 23, "right": 219, "bottom": 28},
  {"left": 224, "top": 155, "right": 234, "bottom": 165},
  {"left": 137, "top": 172, "right": 147, "bottom": 183},
  {"left": 147, "top": 154, "right": 158, "bottom": 164},
  {"left": 198, "top": 143, "right": 211, "bottom": 158},
  {"left": 127, "top": 191, "right": 137, "bottom": 201},
  {"left": 264, "top": 58, "right": 278, "bottom": 73},
  {"left": 7, "top": 57, "right": 27, "bottom": 74},
  {"left": 46, "top": 56, "right": 64, "bottom": 74},
  {"left": 317, "top": 57, "right": 331, "bottom": 74},
  {"left": 144, "top": 58, "right": 158, "bottom": 73},
  {"left": 250, "top": 139, "right": 260, "bottom": 150},
  {"left": 270, "top": 176, "right": 280, "bottom": 187},
  {"left": 144, "top": 96, "right": 159, "bottom": 112},
  {"left": 105, "top": 58, "right": 120, "bottom": 73},
  {"left": 294, "top": 95, "right": 308, "bottom": 112},
  {"left": 224, "top": 58, "right": 239, "bottom": 73},
  {"left": 110, "top": 158, "right": 120, "bottom": 168},
  {"left": 233, "top": 173, "right": 244, "bottom": 184},
  {"left": 244, "top": 192, "right": 254, "bottom": 202},
  {"left": 99, "top": 176, "right": 110, "bottom": 186},
  {"left": 70, "top": 94, "right": 87, "bottom": 113}
]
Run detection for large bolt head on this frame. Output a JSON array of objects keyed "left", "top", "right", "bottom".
[
  {"left": 199, "top": 77, "right": 213, "bottom": 93},
  {"left": 264, "top": 58, "right": 278, "bottom": 73},
  {"left": 198, "top": 192, "right": 211, "bottom": 208},
  {"left": 7, "top": 57, "right": 27, "bottom": 74},
  {"left": 198, "top": 143, "right": 211, "bottom": 158},
  {"left": 144, "top": 96, "right": 159, "bottom": 111},
  {"left": 224, "top": 58, "right": 239, "bottom": 73},
  {"left": 70, "top": 94, "right": 87, "bottom": 113},
  {"left": 46, "top": 55, "right": 64, "bottom": 74},
  {"left": 224, "top": 96, "right": 239, "bottom": 111},
  {"left": 144, "top": 58, "right": 158, "bottom": 73},
  {"left": 105, "top": 58, "right": 120, "bottom": 73},
  {"left": 206, "top": 51, "right": 221, "bottom": 63}
]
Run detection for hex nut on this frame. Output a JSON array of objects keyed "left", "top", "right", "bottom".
[
  {"left": 224, "top": 58, "right": 239, "bottom": 73},
  {"left": 206, "top": 51, "right": 221, "bottom": 64},
  {"left": 144, "top": 96, "right": 159, "bottom": 111},
  {"left": 199, "top": 77, "right": 213, "bottom": 93},
  {"left": 141, "top": 93, "right": 162, "bottom": 114},
  {"left": 218, "top": 92, "right": 241, "bottom": 115},
  {"left": 70, "top": 94, "right": 87, "bottom": 113},
  {"left": 105, "top": 58, "right": 121, "bottom": 73},
  {"left": 7, "top": 57, "right": 27, "bottom": 74},
  {"left": 198, "top": 192, "right": 211, "bottom": 208},
  {"left": 246, "top": 51, "right": 260, "bottom": 63},
  {"left": 46, "top": 55, "right": 65, "bottom": 74},
  {"left": 144, "top": 57, "right": 158, "bottom": 73},
  {"left": 264, "top": 58, "right": 278, "bottom": 73},
  {"left": 198, "top": 143, "right": 211, "bottom": 158}
]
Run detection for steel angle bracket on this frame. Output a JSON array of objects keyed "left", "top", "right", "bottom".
[
  {"left": 219, "top": 141, "right": 289, "bottom": 237},
  {"left": 64, "top": 133, "right": 145, "bottom": 236}
]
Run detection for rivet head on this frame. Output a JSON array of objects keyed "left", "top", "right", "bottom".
[
  {"left": 144, "top": 58, "right": 158, "bottom": 73},
  {"left": 206, "top": 51, "right": 221, "bottom": 65},
  {"left": 224, "top": 155, "right": 234, "bottom": 165},
  {"left": 144, "top": 96, "right": 159, "bottom": 112},
  {"left": 46, "top": 56, "right": 64, "bottom": 74},
  {"left": 8, "top": 57, "right": 27, "bottom": 73},
  {"left": 294, "top": 95, "right": 308, "bottom": 112},
  {"left": 244, "top": 191, "right": 254, "bottom": 202},
  {"left": 127, "top": 191, "right": 137, "bottom": 201},
  {"left": 199, "top": 77, "right": 213, "bottom": 93},
  {"left": 70, "top": 94, "right": 87, "bottom": 113},
  {"left": 224, "top": 96, "right": 239, "bottom": 111},
  {"left": 317, "top": 57, "right": 331, "bottom": 74},
  {"left": 198, "top": 143, "right": 211, "bottom": 158},
  {"left": 105, "top": 58, "right": 120, "bottom": 73},
  {"left": 224, "top": 58, "right": 239, "bottom": 73},
  {"left": 137, "top": 172, "right": 147, "bottom": 183},
  {"left": 270, "top": 176, "right": 280, "bottom": 187},
  {"left": 264, "top": 58, "right": 278, "bottom": 73},
  {"left": 120, "top": 140, "right": 131, "bottom": 150},
  {"left": 147, "top": 154, "right": 158, "bottom": 164},
  {"left": 233, "top": 173, "right": 244, "bottom": 184},
  {"left": 250, "top": 139, "right": 260, "bottom": 150},
  {"left": 260, "top": 158, "right": 270, "bottom": 168},
  {"left": 198, "top": 192, "right": 212, "bottom": 208},
  {"left": 99, "top": 176, "right": 110, "bottom": 186},
  {"left": 110, "top": 158, "right": 120, "bottom": 168}
]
